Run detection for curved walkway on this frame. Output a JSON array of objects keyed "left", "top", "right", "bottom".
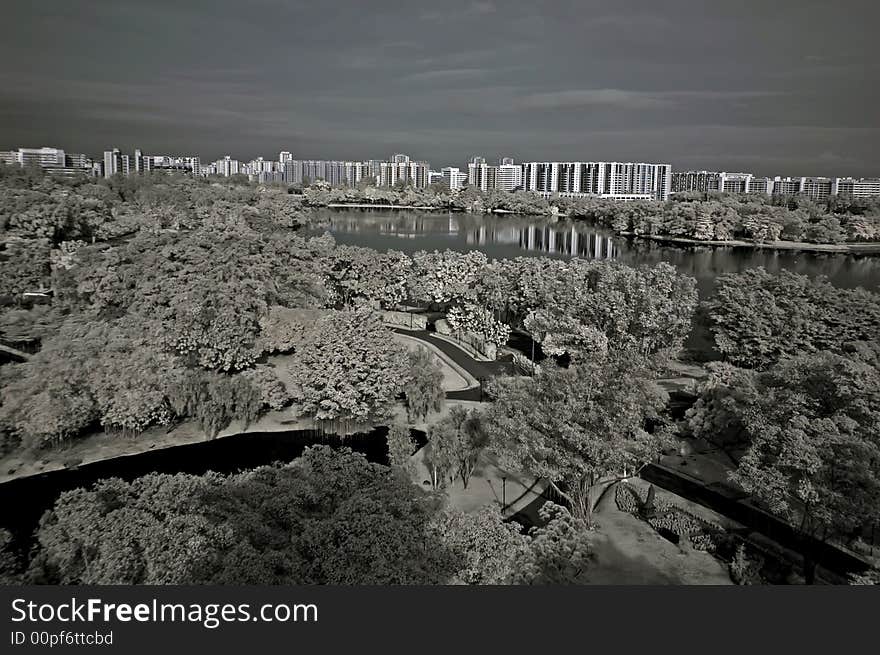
[
  {"left": 391, "top": 331, "right": 478, "bottom": 391},
  {"left": 392, "top": 327, "right": 517, "bottom": 401}
]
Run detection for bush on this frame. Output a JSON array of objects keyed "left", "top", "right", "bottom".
[
  {"left": 240, "top": 365, "right": 291, "bottom": 411},
  {"left": 729, "top": 543, "right": 764, "bottom": 585}
]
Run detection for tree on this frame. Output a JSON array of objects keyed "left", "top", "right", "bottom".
[
  {"left": 850, "top": 567, "right": 880, "bottom": 585},
  {"left": 708, "top": 268, "right": 880, "bottom": 368},
  {"left": 28, "top": 447, "right": 456, "bottom": 585},
  {"left": 483, "top": 357, "right": 670, "bottom": 523},
  {"left": 697, "top": 353, "right": 880, "bottom": 583},
  {"left": 518, "top": 260, "right": 697, "bottom": 359},
  {"left": 239, "top": 365, "right": 291, "bottom": 411},
  {"left": 0, "top": 238, "right": 52, "bottom": 298},
  {"left": 257, "top": 306, "right": 324, "bottom": 355},
  {"left": 168, "top": 370, "right": 262, "bottom": 439},
  {"left": 402, "top": 346, "right": 445, "bottom": 422},
  {"left": 409, "top": 249, "right": 488, "bottom": 306},
  {"left": 284, "top": 309, "right": 407, "bottom": 424},
  {"left": 446, "top": 302, "right": 511, "bottom": 345},
  {"left": 428, "top": 406, "right": 487, "bottom": 489},
  {"left": 429, "top": 507, "right": 528, "bottom": 584},
  {"left": 327, "top": 246, "right": 412, "bottom": 309},
  {"left": 386, "top": 423, "right": 417, "bottom": 475},
  {"left": 0, "top": 529, "right": 23, "bottom": 585},
  {"left": 509, "top": 503, "right": 593, "bottom": 584}
]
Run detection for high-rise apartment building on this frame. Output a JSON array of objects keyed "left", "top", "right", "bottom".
[
  {"left": 834, "top": 178, "right": 880, "bottom": 198},
  {"left": 672, "top": 171, "right": 771, "bottom": 195},
  {"left": 749, "top": 177, "right": 773, "bottom": 195},
  {"left": 770, "top": 176, "right": 802, "bottom": 197},
  {"left": 798, "top": 177, "right": 835, "bottom": 201},
  {"left": 18, "top": 147, "right": 66, "bottom": 167},
  {"left": 103, "top": 148, "right": 130, "bottom": 178},
  {"left": 150, "top": 155, "right": 201, "bottom": 175},
  {"left": 441, "top": 167, "right": 467, "bottom": 190},
  {"left": 133, "top": 148, "right": 154, "bottom": 174},
  {"left": 496, "top": 162, "right": 523, "bottom": 191},
  {"left": 671, "top": 171, "right": 721, "bottom": 193},
  {"left": 673, "top": 170, "right": 880, "bottom": 200},
  {"left": 0, "top": 147, "right": 92, "bottom": 176},
  {"left": 380, "top": 154, "right": 429, "bottom": 188},
  {"left": 216, "top": 156, "right": 241, "bottom": 177},
  {"left": 720, "top": 173, "right": 753, "bottom": 194},
  {"left": 468, "top": 160, "right": 495, "bottom": 191},
  {"left": 522, "top": 161, "right": 672, "bottom": 200}
]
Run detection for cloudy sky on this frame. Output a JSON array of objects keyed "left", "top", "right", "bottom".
[{"left": 2, "top": 0, "right": 878, "bottom": 175}]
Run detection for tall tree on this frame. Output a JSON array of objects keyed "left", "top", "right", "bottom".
[
  {"left": 386, "top": 423, "right": 417, "bottom": 476},
  {"left": 714, "top": 353, "right": 880, "bottom": 583},
  {"left": 707, "top": 268, "right": 880, "bottom": 368},
  {"left": 285, "top": 309, "right": 407, "bottom": 424},
  {"left": 428, "top": 406, "right": 487, "bottom": 489},
  {"left": 402, "top": 346, "right": 445, "bottom": 422},
  {"left": 483, "top": 357, "right": 669, "bottom": 523}
]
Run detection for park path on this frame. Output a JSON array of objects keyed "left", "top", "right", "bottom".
[{"left": 391, "top": 327, "right": 518, "bottom": 401}]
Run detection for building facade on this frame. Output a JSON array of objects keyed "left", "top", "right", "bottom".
[
  {"left": 834, "top": 178, "right": 880, "bottom": 198},
  {"left": 523, "top": 161, "right": 672, "bottom": 200}
]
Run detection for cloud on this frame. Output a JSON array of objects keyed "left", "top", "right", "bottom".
[
  {"left": 469, "top": 1, "right": 496, "bottom": 15},
  {"left": 519, "top": 89, "right": 780, "bottom": 110},
  {"left": 400, "top": 68, "right": 489, "bottom": 83}
]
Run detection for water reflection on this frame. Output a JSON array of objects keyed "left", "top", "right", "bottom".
[
  {"left": 467, "top": 223, "right": 616, "bottom": 259},
  {"left": 308, "top": 209, "right": 880, "bottom": 295},
  {"left": 311, "top": 210, "right": 620, "bottom": 260}
]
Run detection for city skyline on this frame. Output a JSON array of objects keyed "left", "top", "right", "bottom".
[{"left": 2, "top": 1, "right": 879, "bottom": 176}]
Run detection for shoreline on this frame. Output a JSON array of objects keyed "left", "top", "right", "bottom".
[
  {"left": 320, "top": 205, "right": 880, "bottom": 255},
  {"left": 0, "top": 332, "right": 491, "bottom": 487},
  {"left": 325, "top": 203, "right": 461, "bottom": 211},
  {"left": 618, "top": 231, "right": 880, "bottom": 254}
]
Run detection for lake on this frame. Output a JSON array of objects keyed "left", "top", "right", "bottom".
[{"left": 307, "top": 209, "right": 880, "bottom": 298}]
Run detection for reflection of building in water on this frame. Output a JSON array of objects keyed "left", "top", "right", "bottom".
[
  {"left": 329, "top": 213, "right": 459, "bottom": 238},
  {"left": 464, "top": 223, "right": 616, "bottom": 258},
  {"left": 519, "top": 225, "right": 616, "bottom": 258}
]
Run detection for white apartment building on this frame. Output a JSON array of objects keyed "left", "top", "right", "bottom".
[
  {"left": 496, "top": 163, "right": 523, "bottom": 191},
  {"left": 833, "top": 177, "right": 880, "bottom": 198},
  {"left": 217, "top": 156, "right": 241, "bottom": 177},
  {"left": 441, "top": 167, "right": 467, "bottom": 189},
  {"left": 466, "top": 158, "right": 522, "bottom": 192},
  {"left": 103, "top": 148, "right": 130, "bottom": 178},
  {"left": 18, "top": 147, "right": 66, "bottom": 167},
  {"left": 467, "top": 161, "right": 495, "bottom": 191},
  {"left": 380, "top": 157, "right": 429, "bottom": 188},
  {"left": 522, "top": 161, "right": 672, "bottom": 200},
  {"left": 1, "top": 147, "right": 92, "bottom": 176}
]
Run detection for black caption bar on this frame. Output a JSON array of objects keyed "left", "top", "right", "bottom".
[{"left": 1, "top": 586, "right": 871, "bottom": 653}]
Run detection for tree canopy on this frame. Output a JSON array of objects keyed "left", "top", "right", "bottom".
[{"left": 482, "top": 357, "right": 670, "bottom": 522}]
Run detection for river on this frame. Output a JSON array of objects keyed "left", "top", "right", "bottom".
[{"left": 307, "top": 209, "right": 880, "bottom": 298}]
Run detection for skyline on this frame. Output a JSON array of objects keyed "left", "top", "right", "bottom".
[
  {"left": 2, "top": 1, "right": 879, "bottom": 176},
  {"left": 4, "top": 143, "right": 880, "bottom": 186}
]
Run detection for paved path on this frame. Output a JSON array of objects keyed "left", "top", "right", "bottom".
[{"left": 391, "top": 327, "right": 518, "bottom": 401}]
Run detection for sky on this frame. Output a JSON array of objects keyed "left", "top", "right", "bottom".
[{"left": 1, "top": 0, "right": 879, "bottom": 175}]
